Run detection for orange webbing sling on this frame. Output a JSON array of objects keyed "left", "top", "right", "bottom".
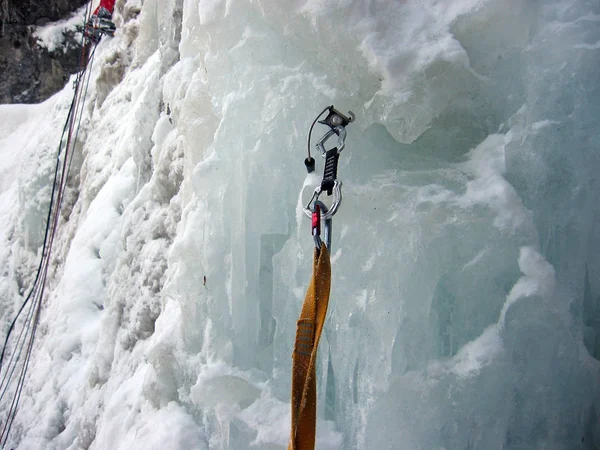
[{"left": 288, "top": 245, "right": 331, "bottom": 450}]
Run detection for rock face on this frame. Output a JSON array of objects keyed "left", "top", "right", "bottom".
[{"left": 0, "top": 0, "right": 88, "bottom": 104}]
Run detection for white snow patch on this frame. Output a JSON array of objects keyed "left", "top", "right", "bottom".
[
  {"left": 33, "top": 5, "right": 87, "bottom": 53},
  {"left": 450, "top": 325, "right": 503, "bottom": 377},
  {"left": 499, "top": 246, "right": 556, "bottom": 326},
  {"left": 458, "top": 133, "right": 533, "bottom": 232}
]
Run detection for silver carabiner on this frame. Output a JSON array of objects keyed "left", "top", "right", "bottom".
[
  {"left": 316, "top": 126, "right": 347, "bottom": 156},
  {"left": 303, "top": 180, "right": 342, "bottom": 220}
]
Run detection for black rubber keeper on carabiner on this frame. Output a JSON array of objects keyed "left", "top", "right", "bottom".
[
  {"left": 321, "top": 148, "right": 339, "bottom": 195},
  {"left": 304, "top": 157, "right": 315, "bottom": 173}
]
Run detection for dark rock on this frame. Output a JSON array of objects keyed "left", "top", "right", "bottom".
[
  {"left": 0, "top": 0, "right": 88, "bottom": 104},
  {"left": 2, "top": 0, "right": 88, "bottom": 27}
]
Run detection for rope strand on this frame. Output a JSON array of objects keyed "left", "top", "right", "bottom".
[{"left": 0, "top": 10, "right": 99, "bottom": 443}]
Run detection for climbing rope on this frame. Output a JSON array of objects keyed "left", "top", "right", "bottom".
[
  {"left": 289, "top": 106, "right": 354, "bottom": 450},
  {"left": 0, "top": 5, "right": 99, "bottom": 444}
]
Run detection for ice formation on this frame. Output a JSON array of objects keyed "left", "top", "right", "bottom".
[{"left": 1, "top": 0, "right": 599, "bottom": 448}]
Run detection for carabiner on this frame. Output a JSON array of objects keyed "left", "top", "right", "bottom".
[
  {"left": 303, "top": 180, "right": 342, "bottom": 221},
  {"left": 311, "top": 200, "right": 332, "bottom": 251},
  {"left": 304, "top": 106, "right": 355, "bottom": 173},
  {"left": 316, "top": 126, "right": 347, "bottom": 155}
]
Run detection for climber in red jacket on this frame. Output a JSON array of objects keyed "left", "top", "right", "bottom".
[
  {"left": 85, "top": 0, "right": 117, "bottom": 43},
  {"left": 93, "top": 0, "right": 116, "bottom": 18}
]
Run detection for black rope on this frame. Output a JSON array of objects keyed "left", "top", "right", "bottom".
[
  {"left": 0, "top": 74, "right": 95, "bottom": 448},
  {"left": 1, "top": 269, "right": 46, "bottom": 445},
  {"left": 0, "top": 115, "right": 71, "bottom": 446},
  {"left": 0, "top": 88, "right": 77, "bottom": 374},
  {"left": 0, "top": 3, "right": 98, "bottom": 443},
  {"left": 68, "top": 43, "right": 97, "bottom": 178},
  {"left": 0, "top": 288, "right": 36, "bottom": 401}
]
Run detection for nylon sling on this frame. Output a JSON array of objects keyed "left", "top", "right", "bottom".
[{"left": 288, "top": 245, "right": 331, "bottom": 450}]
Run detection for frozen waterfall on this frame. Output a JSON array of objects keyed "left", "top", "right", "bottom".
[{"left": 0, "top": 0, "right": 599, "bottom": 448}]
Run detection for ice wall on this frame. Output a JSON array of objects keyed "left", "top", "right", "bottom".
[{"left": 0, "top": 0, "right": 599, "bottom": 449}]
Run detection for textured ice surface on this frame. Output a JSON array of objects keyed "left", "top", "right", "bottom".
[{"left": 1, "top": 0, "right": 600, "bottom": 449}]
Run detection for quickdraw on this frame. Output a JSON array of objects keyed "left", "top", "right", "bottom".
[
  {"left": 288, "top": 106, "right": 354, "bottom": 450},
  {"left": 303, "top": 106, "right": 355, "bottom": 251}
]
